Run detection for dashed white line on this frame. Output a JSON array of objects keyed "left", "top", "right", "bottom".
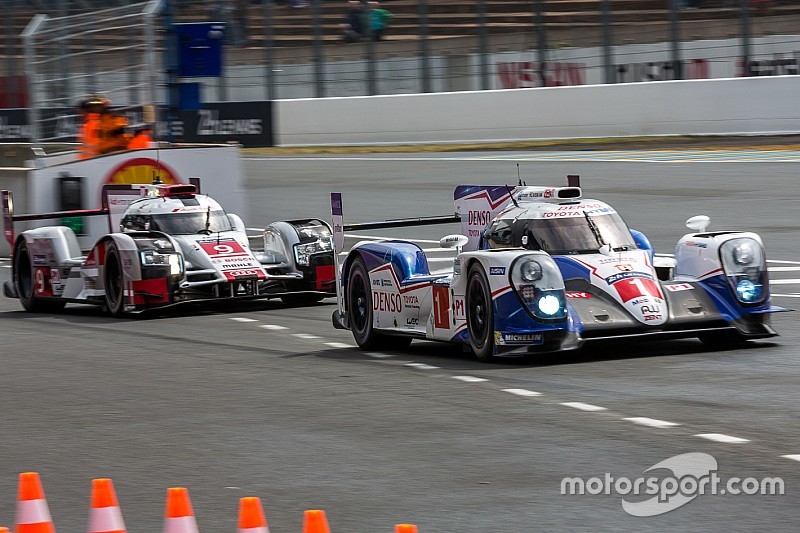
[
  {"left": 229, "top": 317, "right": 258, "bottom": 323},
  {"left": 768, "top": 259, "right": 800, "bottom": 265},
  {"left": 259, "top": 324, "right": 288, "bottom": 330},
  {"left": 768, "top": 266, "right": 800, "bottom": 272},
  {"left": 365, "top": 352, "right": 395, "bottom": 358},
  {"left": 324, "top": 342, "right": 357, "bottom": 349},
  {"left": 405, "top": 362, "right": 439, "bottom": 370},
  {"left": 773, "top": 293, "right": 800, "bottom": 298},
  {"left": 502, "top": 388, "right": 542, "bottom": 397},
  {"left": 292, "top": 333, "right": 321, "bottom": 340},
  {"left": 452, "top": 375, "right": 488, "bottom": 383},
  {"left": 624, "top": 417, "right": 680, "bottom": 429},
  {"left": 695, "top": 433, "right": 750, "bottom": 444},
  {"left": 770, "top": 279, "right": 800, "bottom": 285},
  {"left": 561, "top": 402, "right": 608, "bottom": 412},
  {"left": 1, "top": 265, "right": 10, "bottom": 268},
  {"left": 781, "top": 455, "right": 800, "bottom": 462}
]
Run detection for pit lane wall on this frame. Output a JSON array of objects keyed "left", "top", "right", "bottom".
[
  {"left": 0, "top": 145, "right": 245, "bottom": 257},
  {"left": 275, "top": 76, "right": 800, "bottom": 146}
]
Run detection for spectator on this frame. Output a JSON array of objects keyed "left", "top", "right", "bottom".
[
  {"left": 91, "top": 96, "right": 132, "bottom": 155},
  {"left": 76, "top": 98, "right": 98, "bottom": 160},
  {"left": 340, "top": 0, "right": 363, "bottom": 43},
  {"left": 368, "top": 1, "right": 392, "bottom": 41},
  {"left": 128, "top": 125, "right": 154, "bottom": 150}
]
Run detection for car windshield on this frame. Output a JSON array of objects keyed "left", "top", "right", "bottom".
[
  {"left": 150, "top": 210, "right": 232, "bottom": 234},
  {"left": 522, "top": 213, "right": 636, "bottom": 254}
]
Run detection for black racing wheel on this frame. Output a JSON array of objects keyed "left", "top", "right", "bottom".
[
  {"left": 346, "top": 257, "right": 411, "bottom": 350},
  {"left": 104, "top": 242, "right": 125, "bottom": 317},
  {"left": 13, "top": 240, "right": 65, "bottom": 313},
  {"left": 466, "top": 263, "right": 496, "bottom": 362}
]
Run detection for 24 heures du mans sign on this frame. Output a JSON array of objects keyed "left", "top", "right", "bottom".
[{"left": 0, "top": 102, "right": 273, "bottom": 148}]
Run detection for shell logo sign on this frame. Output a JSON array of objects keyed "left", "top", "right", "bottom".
[{"left": 104, "top": 158, "right": 181, "bottom": 186}]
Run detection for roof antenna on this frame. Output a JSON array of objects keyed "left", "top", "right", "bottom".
[
  {"left": 517, "top": 163, "right": 522, "bottom": 186},
  {"left": 505, "top": 184, "right": 520, "bottom": 208}
]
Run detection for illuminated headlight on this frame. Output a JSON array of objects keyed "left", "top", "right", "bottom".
[
  {"left": 733, "top": 240, "right": 757, "bottom": 265},
  {"left": 141, "top": 251, "right": 182, "bottom": 275},
  {"left": 520, "top": 259, "right": 543, "bottom": 282},
  {"left": 294, "top": 237, "right": 333, "bottom": 266},
  {"left": 735, "top": 279, "right": 761, "bottom": 302},
  {"left": 720, "top": 237, "right": 768, "bottom": 304},
  {"left": 537, "top": 294, "right": 562, "bottom": 316}
]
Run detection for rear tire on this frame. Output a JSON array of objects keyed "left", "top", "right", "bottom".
[
  {"left": 347, "top": 257, "right": 405, "bottom": 350},
  {"left": 104, "top": 242, "right": 126, "bottom": 317},
  {"left": 466, "top": 263, "right": 496, "bottom": 362},
  {"left": 281, "top": 293, "right": 325, "bottom": 306},
  {"left": 13, "top": 240, "right": 65, "bottom": 313}
]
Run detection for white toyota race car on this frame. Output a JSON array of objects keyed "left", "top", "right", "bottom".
[
  {"left": 1, "top": 182, "right": 335, "bottom": 315},
  {"left": 330, "top": 177, "right": 787, "bottom": 361}
]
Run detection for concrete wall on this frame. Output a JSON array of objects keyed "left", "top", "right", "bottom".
[{"left": 275, "top": 75, "right": 800, "bottom": 146}]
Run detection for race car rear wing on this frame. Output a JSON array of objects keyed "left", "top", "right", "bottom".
[{"left": 2, "top": 189, "right": 109, "bottom": 251}]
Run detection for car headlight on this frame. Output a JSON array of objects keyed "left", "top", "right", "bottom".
[
  {"left": 732, "top": 240, "right": 757, "bottom": 265},
  {"left": 141, "top": 251, "right": 182, "bottom": 275},
  {"left": 294, "top": 237, "right": 333, "bottom": 266},
  {"left": 719, "top": 237, "right": 767, "bottom": 304},
  {"left": 537, "top": 294, "right": 562, "bottom": 316},
  {"left": 520, "top": 259, "right": 543, "bottom": 282},
  {"left": 509, "top": 255, "right": 567, "bottom": 320}
]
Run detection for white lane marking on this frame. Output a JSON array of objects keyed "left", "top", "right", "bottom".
[
  {"left": 324, "top": 342, "right": 356, "bottom": 349},
  {"left": 347, "top": 233, "right": 441, "bottom": 244},
  {"left": 768, "top": 260, "right": 800, "bottom": 265},
  {"left": 695, "top": 433, "right": 750, "bottom": 444},
  {"left": 1, "top": 265, "right": 10, "bottom": 268},
  {"left": 426, "top": 257, "right": 456, "bottom": 263},
  {"left": 229, "top": 317, "right": 258, "bottom": 323},
  {"left": 781, "top": 455, "right": 800, "bottom": 462},
  {"left": 561, "top": 402, "right": 607, "bottom": 412},
  {"left": 624, "top": 417, "right": 680, "bottom": 429},
  {"left": 292, "top": 333, "right": 321, "bottom": 340},
  {"left": 452, "top": 375, "right": 488, "bottom": 382},
  {"left": 773, "top": 293, "right": 800, "bottom": 298},
  {"left": 502, "top": 388, "right": 542, "bottom": 397},
  {"left": 768, "top": 266, "right": 800, "bottom": 272},
  {"left": 405, "top": 362, "right": 439, "bottom": 370},
  {"left": 770, "top": 279, "right": 800, "bottom": 285},
  {"left": 260, "top": 324, "right": 288, "bottom": 330},
  {"left": 365, "top": 352, "right": 395, "bottom": 358}
]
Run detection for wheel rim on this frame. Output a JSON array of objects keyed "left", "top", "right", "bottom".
[
  {"left": 468, "top": 275, "right": 489, "bottom": 348},
  {"left": 15, "top": 248, "right": 33, "bottom": 299},
  {"left": 349, "top": 267, "right": 369, "bottom": 334},
  {"left": 106, "top": 251, "right": 122, "bottom": 307}
]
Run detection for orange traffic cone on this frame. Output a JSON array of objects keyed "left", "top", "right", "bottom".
[
  {"left": 395, "top": 526, "right": 418, "bottom": 533},
  {"left": 236, "top": 497, "right": 269, "bottom": 533},
  {"left": 15, "top": 472, "right": 56, "bottom": 533},
  {"left": 302, "top": 510, "right": 330, "bottom": 533},
  {"left": 162, "top": 488, "right": 199, "bottom": 533},
  {"left": 87, "top": 479, "right": 126, "bottom": 533}
]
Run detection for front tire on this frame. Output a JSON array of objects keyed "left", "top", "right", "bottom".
[
  {"left": 13, "top": 240, "right": 65, "bottom": 313},
  {"left": 104, "top": 242, "right": 126, "bottom": 317},
  {"left": 466, "top": 263, "right": 496, "bottom": 362}
]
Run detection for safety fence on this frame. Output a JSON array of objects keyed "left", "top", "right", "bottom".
[
  {"left": 2, "top": 1, "right": 800, "bottom": 106},
  {"left": 5, "top": 472, "right": 421, "bottom": 532}
]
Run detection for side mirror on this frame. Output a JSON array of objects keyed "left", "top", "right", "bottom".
[
  {"left": 440, "top": 234, "right": 469, "bottom": 250},
  {"left": 685, "top": 215, "right": 710, "bottom": 233},
  {"left": 228, "top": 213, "right": 246, "bottom": 233}
]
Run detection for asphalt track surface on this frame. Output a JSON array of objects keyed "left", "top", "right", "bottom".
[{"left": 1, "top": 151, "right": 799, "bottom": 531}]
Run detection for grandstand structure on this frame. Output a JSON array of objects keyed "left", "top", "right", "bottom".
[{"left": 2, "top": 0, "right": 800, "bottom": 110}]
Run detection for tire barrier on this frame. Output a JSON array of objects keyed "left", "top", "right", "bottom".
[{"left": 3, "top": 472, "right": 420, "bottom": 532}]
